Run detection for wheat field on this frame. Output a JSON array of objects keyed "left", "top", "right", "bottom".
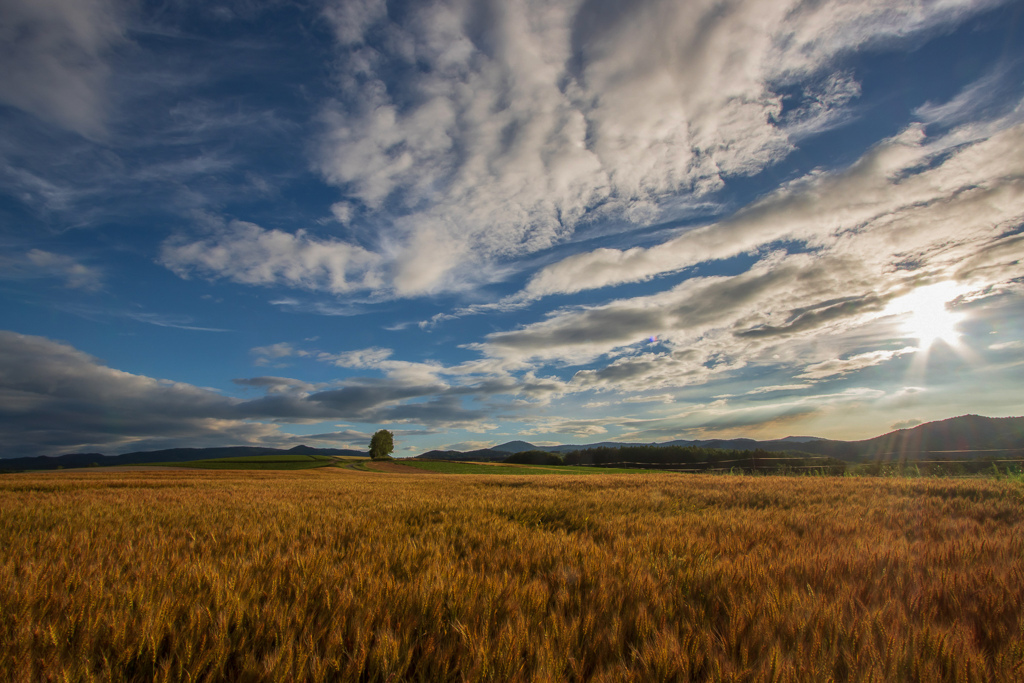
[{"left": 1, "top": 467, "right": 1022, "bottom": 681}]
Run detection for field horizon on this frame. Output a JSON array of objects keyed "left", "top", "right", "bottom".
[{"left": 5, "top": 413, "right": 1024, "bottom": 475}]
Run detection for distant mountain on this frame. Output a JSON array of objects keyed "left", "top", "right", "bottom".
[
  {"left": 689, "top": 415, "right": 1024, "bottom": 461},
  {"left": 490, "top": 440, "right": 540, "bottom": 453},
  {"left": 428, "top": 415, "right": 1024, "bottom": 463},
  {"left": 492, "top": 440, "right": 659, "bottom": 454},
  {"left": 8, "top": 415, "right": 1021, "bottom": 471},
  {"left": 494, "top": 437, "right": 838, "bottom": 454},
  {"left": 417, "top": 448, "right": 507, "bottom": 462},
  {"left": 0, "top": 444, "right": 365, "bottom": 471},
  {"left": 544, "top": 441, "right": 655, "bottom": 453},
  {"left": 284, "top": 444, "right": 362, "bottom": 456},
  {"left": 850, "top": 414, "right": 1024, "bottom": 456}
]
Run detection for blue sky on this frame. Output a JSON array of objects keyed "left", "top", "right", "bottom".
[{"left": 2, "top": 0, "right": 1024, "bottom": 457}]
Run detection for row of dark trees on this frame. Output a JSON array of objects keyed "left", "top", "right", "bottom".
[
  {"left": 504, "top": 445, "right": 847, "bottom": 474},
  {"left": 503, "top": 450, "right": 566, "bottom": 466},
  {"left": 502, "top": 444, "right": 1024, "bottom": 476}
]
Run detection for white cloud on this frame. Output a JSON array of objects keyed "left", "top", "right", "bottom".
[
  {"left": 232, "top": 376, "right": 324, "bottom": 395},
  {"left": 0, "top": 330, "right": 274, "bottom": 455},
  {"left": 582, "top": 400, "right": 610, "bottom": 409},
  {"left": 442, "top": 440, "right": 496, "bottom": 452},
  {"left": 914, "top": 64, "right": 1023, "bottom": 128},
  {"left": 522, "top": 119, "right": 1024, "bottom": 298},
  {"left": 321, "top": 0, "right": 387, "bottom": 46},
  {"left": 152, "top": 0, "right": 998, "bottom": 299},
  {"left": 323, "top": 347, "right": 394, "bottom": 368},
  {"left": 518, "top": 417, "right": 615, "bottom": 440},
  {"left": 0, "top": 249, "right": 103, "bottom": 291},
  {"left": 745, "top": 384, "right": 815, "bottom": 395},
  {"left": 251, "top": 342, "right": 303, "bottom": 359},
  {"left": 782, "top": 72, "right": 863, "bottom": 139},
  {"left": 329, "top": 202, "right": 354, "bottom": 224},
  {"left": 622, "top": 393, "right": 675, "bottom": 404},
  {"left": 617, "top": 387, "right": 887, "bottom": 441},
  {"left": 450, "top": 108, "right": 1024, "bottom": 388},
  {"left": 479, "top": 251, "right": 887, "bottom": 366},
  {"left": 0, "top": 0, "right": 128, "bottom": 137},
  {"left": 0, "top": 330, "right": 511, "bottom": 456},
  {"left": 250, "top": 342, "right": 309, "bottom": 366},
  {"left": 425, "top": 102, "right": 1024, "bottom": 397},
  {"left": 161, "top": 220, "right": 383, "bottom": 294},
  {"left": 989, "top": 340, "right": 1024, "bottom": 351},
  {"left": 796, "top": 348, "right": 916, "bottom": 380}
]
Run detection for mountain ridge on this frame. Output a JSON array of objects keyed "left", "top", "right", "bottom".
[
  {"left": 461, "top": 414, "right": 1024, "bottom": 462},
  {"left": 0, "top": 445, "right": 366, "bottom": 471},
  {"left": 4, "top": 414, "right": 1022, "bottom": 470}
]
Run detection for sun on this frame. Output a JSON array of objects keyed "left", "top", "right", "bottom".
[{"left": 887, "top": 282, "right": 965, "bottom": 347}]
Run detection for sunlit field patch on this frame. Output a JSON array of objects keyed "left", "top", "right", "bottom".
[{"left": 1, "top": 469, "right": 1022, "bottom": 681}]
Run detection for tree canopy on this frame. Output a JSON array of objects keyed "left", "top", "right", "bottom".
[
  {"left": 369, "top": 430, "right": 395, "bottom": 460},
  {"left": 503, "top": 450, "right": 564, "bottom": 466}
]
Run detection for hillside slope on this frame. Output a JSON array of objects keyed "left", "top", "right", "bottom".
[
  {"left": 443, "top": 415, "right": 1024, "bottom": 463},
  {"left": 0, "top": 445, "right": 365, "bottom": 471}
]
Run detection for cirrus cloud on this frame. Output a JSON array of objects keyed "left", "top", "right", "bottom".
[
  {"left": 159, "top": 0, "right": 1006, "bottom": 298},
  {"left": 0, "top": 0, "right": 128, "bottom": 138},
  {"left": 520, "top": 120, "right": 1024, "bottom": 299},
  {"left": 161, "top": 221, "right": 383, "bottom": 294}
]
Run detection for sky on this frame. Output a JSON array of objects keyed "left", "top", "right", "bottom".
[{"left": 2, "top": 0, "right": 1024, "bottom": 458}]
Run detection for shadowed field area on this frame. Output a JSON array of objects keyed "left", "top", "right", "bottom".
[
  {"left": 382, "top": 459, "right": 643, "bottom": 475},
  {"left": 159, "top": 454, "right": 337, "bottom": 470},
  {"left": 1, "top": 468, "right": 1022, "bottom": 681}
]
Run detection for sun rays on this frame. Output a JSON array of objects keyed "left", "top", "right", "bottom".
[
  {"left": 889, "top": 281, "right": 966, "bottom": 349},
  {"left": 883, "top": 281, "right": 976, "bottom": 381}
]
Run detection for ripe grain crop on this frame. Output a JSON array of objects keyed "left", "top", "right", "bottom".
[{"left": 1, "top": 469, "right": 1022, "bottom": 682}]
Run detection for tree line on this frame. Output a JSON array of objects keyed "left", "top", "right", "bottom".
[{"left": 505, "top": 445, "right": 847, "bottom": 474}]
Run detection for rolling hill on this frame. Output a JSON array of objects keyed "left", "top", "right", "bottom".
[
  {"left": 449, "top": 414, "right": 1024, "bottom": 463},
  {"left": 0, "top": 445, "right": 364, "bottom": 471},
  {"left": 5, "top": 414, "right": 1022, "bottom": 471}
]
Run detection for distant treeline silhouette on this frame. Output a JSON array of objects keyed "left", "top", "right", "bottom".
[
  {"left": 503, "top": 450, "right": 566, "bottom": 466},
  {"left": 557, "top": 445, "right": 847, "bottom": 474},
  {"left": 513, "top": 444, "right": 1024, "bottom": 477}
]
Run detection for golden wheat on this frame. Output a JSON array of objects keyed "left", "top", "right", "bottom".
[{"left": 0, "top": 469, "right": 1021, "bottom": 681}]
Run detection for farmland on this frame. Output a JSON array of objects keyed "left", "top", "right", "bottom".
[
  {"left": 1, "top": 468, "right": 1022, "bottom": 681},
  {"left": 159, "top": 453, "right": 337, "bottom": 470},
  {"left": 395, "top": 460, "right": 643, "bottom": 475}
]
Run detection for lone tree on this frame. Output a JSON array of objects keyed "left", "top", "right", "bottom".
[{"left": 369, "top": 429, "right": 395, "bottom": 460}]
